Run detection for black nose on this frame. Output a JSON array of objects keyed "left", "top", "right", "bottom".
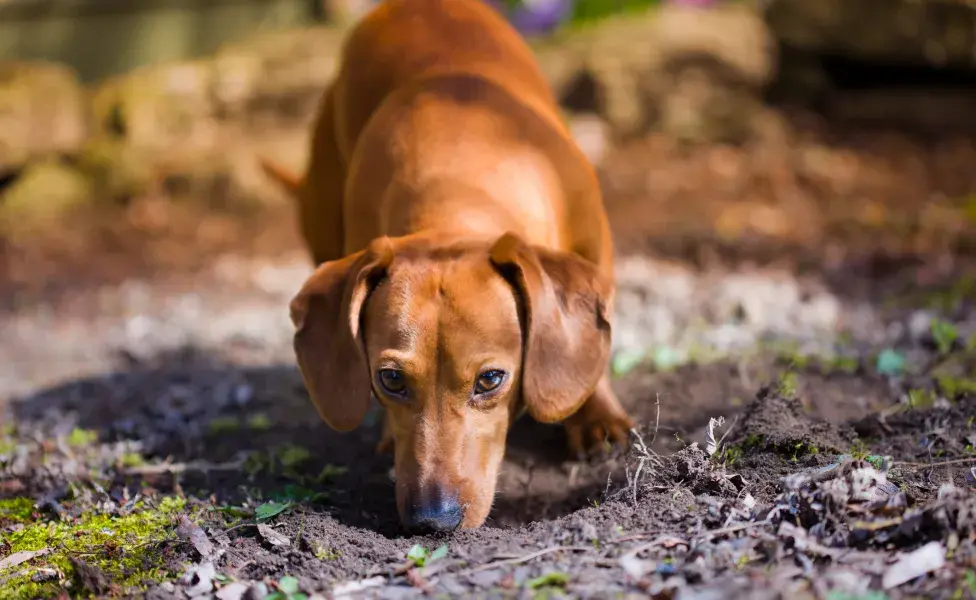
[{"left": 404, "top": 488, "right": 464, "bottom": 533}]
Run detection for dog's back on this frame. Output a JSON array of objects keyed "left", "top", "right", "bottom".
[{"left": 331, "top": 0, "right": 563, "bottom": 156}]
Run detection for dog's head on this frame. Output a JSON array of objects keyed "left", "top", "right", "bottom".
[{"left": 289, "top": 232, "right": 613, "bottom": 531}]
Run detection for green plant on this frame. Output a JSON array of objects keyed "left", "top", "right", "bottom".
[
  {"left": 267, "top": 575, "right": 307, "bottom": 600},
  {"left": 255, "top": 500, "right": 293, "bottom": 522},
  {"left": 931, "top": 319, "right": 959, "bottom": 355},
  {"left": 406, "top": 544, "right": 448, "bottom": 567},
  {"left": 527, "top": 571, "right": 570, "bottom": 589}
]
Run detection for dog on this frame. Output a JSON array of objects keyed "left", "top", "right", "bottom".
[{"left": 260, "top": 0, "right": 634, "bottom": 532}]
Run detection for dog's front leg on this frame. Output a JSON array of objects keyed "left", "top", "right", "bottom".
[{"left": 563, "top": 374, "right": 633, "bottom": 459}]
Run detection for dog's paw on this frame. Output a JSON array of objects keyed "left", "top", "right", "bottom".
[{"left": 563, "top": 406, "right": 633, "bottom": 460}]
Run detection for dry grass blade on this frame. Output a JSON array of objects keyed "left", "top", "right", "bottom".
[{"left": 457, "top": 546, "right": 591, "bottom": 576}]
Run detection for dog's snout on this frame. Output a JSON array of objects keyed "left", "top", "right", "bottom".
[{"left": 404, "top": 487, "right": 464, "bottom": 532}]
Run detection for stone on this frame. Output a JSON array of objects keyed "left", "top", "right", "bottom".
[
  {"left": 0, "top": 159, "right": 94, "bottom": 242},
  {"left": 766, "top": 0, "right": 976, "bottom": 68},
  {"left": 0, "top": 61, "right": 88, "bottom": 172}
]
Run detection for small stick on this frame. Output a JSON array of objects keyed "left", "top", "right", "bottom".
[
  {"left": 895, "top": 457, "right": 976, "bottom": 470},
  {"left": 124, "top": 458, "right": 247, "bottom": 475},
  {"left": 457, "top": 545, "right": 590, "bottom": 576}
]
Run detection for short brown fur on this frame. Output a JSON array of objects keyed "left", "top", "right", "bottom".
[{"left": 264, "top": 0, "right": 633, "bottom": 530}]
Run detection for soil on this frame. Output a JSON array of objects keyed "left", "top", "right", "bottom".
[{"left": 2, "top": 108, "right": 976, "bottom": 599}]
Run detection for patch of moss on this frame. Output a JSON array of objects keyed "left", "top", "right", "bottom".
[
  {"left": 120, "top": 452, "right": 146, "bottom": 468},
  {"left": 247, "top": 413, "right": 272, "bottom": 431},
  {"left": 777, "top": 371, "right": 799, "bottom": 398},
  {"left": 907, "top": 388, "right": 937, "bottom": 409},
  {"left": 2, "top": 496, "right": 185, "bottom": 599},
  {"left": 0, "top": 497, "right": 36, "bottom": 524},
  {"left": 207, "top": 416, "right": 241, "bottom": 435},
  {"left": 936, "top": 375, "right": 976, "bottom": 399},
  {"left": 66, "top": 428, "right": 98, "bottom": 447},
  {"left": 276, "top": 445, "right": 312, "bottom": 469}
]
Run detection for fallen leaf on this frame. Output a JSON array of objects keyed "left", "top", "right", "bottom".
[
  {"left": 620, "top": 555, "right": 652, "bottom": 580},
  {"left": 215, "top": 582, "right": 249, "bottom": 600},
  {"left": 705, "top": 416, "right": 725, "bottom": 456},
  {"left": 181, "top": 562, "right": 217, "bottom": 598},
  {"left": 257, "top": 524, "right": 292, "bottom": 547},
  {"left": 177, "top": 515, "right": 216, "bottom": 560},
  {"left": 0, "top": 548, "right": 49, "bottom": 571},
  {"left": 882, "top": 541, "right": 946, "bottom": 589},
  {"left": 255, "top": 501, "right": 292, "bottom": 521},
  {"left": 332, "top": 576, "right": 386, "bottom": 597}
]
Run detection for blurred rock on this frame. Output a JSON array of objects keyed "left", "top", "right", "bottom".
[
  {"left": 0, "top": 61, "right": 88, "bottom": 172},
  {"left": 532, "top": 4, "right": 775, "bottom": 141},
  {"left": 84, "top": 26, "right": 343, "bottom": 207},
  {"left": 323, "top": 0, "right": 380, "bottom": 26},
  {"left": 0, "top": 159, "right": 94, "bottom": 242},
  {"left": 765, "top": 0, "right": 976, "bottom": 67}
]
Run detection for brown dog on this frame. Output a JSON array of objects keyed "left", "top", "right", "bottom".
[{"left": 261, "top": 0, "right": 634, "bottom": 532}]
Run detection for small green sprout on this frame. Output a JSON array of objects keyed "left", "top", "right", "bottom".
[
  {"left": 66, "top": 428, "right": 98, "bottom": 447},
  {"left": 406, "top": 544, "right": 448, "bottom": 567},
  {"left": 267, "top": 575, "right": 307, "bottom": 600},
  {"left": 207, "top": 416, "right": 240, "bottom": 435},
  {"left": 527, "top": 571, "right": 570, "bottom": 589},
  {"left": 931, "top": 319, "right": 959, "bottom": 355},
  {"left": 247, "top": 413, "right": 272, "bottom": 430}
]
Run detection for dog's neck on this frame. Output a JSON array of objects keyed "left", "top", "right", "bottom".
[{"left": 382, "top": 179, "right": 562, "bottom": 250}]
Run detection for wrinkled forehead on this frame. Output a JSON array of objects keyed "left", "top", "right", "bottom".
[{"left": 362, "top": 257, "right": 522, "bottom": 355}]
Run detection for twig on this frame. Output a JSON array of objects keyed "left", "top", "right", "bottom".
[
  {"left": 649, "top": 394, "right": 662, "bottom": 448},
  {"left": 715, "top": 414, "right": 739, "bottom": 452},
  {"left": 457, "top": 545, "right": 590, "bottom": 576},
  {"left": 895, "top": 457, "right": 976, "bottom": 470},
  {"left": 697, "top": 519, "right": 772, "bottom": 540},
  {"left": 621, "top": 535, "right": 689, "bottom": 559},
  {"left": 123, "top": 457, "right": 247, "bottom": 475}
]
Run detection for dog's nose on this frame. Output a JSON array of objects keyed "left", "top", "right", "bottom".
[{"left": 404, "top": 488, "right": 464, "bottom": 532}]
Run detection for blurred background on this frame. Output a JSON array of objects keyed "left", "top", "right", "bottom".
[{"left": 0, "top": 0, "right": 974, "bottom": 397}]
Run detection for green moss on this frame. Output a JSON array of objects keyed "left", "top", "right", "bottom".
[
  {"left": 777, "top": 371, "right": 799, "bottom": 398},
  {"left": 207, "top": 416, "right": 241, "bottom": 435},
  {"left": 247, "top": 413, "right": 272, "bottom": 431},
  {"left": 66, "top": 428, "right": 98, "bottom": 447},
  {"left": 936, "top": 375, "right": 976, "bottom": 399},
  {"left": 276, "top": 445, "right": 312, "bottom": 469},
  {"left": 2, "top": 496, "right": 185, "bottom": 599},
  {"left": 0, "top": 497, "right": 36, "bottom": 524},
  {"left": 119, "top": 452, "right": 146, "bottom": 468},
  {"left": 931, "top": 319, "right": 960, "bottom": 355},
  {"left": 907, "top": 388, "right": 937, "bottom": 409}
]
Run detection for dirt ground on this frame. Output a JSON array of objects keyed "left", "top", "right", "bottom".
[{"left": 2, "top": 108, "right": 976, "bottom": 599}]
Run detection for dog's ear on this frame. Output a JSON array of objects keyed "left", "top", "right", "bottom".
[
  {"left": 489, "top": 232, "right": 614, "bottom": 423},
  {"left": 290, "top": 237, "right": 395, "bottom": 431}
]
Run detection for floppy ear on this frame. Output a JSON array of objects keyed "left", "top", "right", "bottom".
[
  {"left": 489, "top": 232, "right": 614, "bottom": 423},
  {"left": 290, "top": 237, "right": 395, "bottom": 431}
]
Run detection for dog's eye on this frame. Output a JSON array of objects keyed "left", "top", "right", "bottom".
[
  {"left": 474, "top": 370, "right": 505, "bottom": 394},
  {"left": 378, "top": 369, "right": 408, "bottom": 396}
]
